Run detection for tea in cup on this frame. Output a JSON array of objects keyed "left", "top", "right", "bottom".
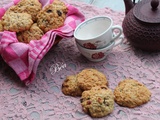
[{"left": 74, "top": 16, "right": 123, "bottom": 49}]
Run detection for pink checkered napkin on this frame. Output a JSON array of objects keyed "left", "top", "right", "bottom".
[{"left": 0, "top": 0, "right": 85, "bottom": 85}]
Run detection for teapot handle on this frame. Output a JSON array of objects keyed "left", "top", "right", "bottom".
[
  {"left": 133, "top": 0, "right": 136, "bottom": 4},
  {"left": 123, "top": 0, "right": 141, "bottom": 15},
  {"left": 133, "top": 0, "right": 141, "bottom": 4}
]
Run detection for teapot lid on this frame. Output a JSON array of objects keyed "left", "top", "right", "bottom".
[{"left": 133, "top": 0, "right": 160, "bottom": 23}]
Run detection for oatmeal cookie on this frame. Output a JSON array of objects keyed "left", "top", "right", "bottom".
[
  {"left": 77, "top": 68, "right": 108, "bottom": 91},
  {"left": 17, "top": 23, "right": 44, "bottom": 43},
  {"left": 0, "top": 20, "right": 3, "bottom": 31},
  {"left": 62, "top": 75, "right": 83, "bottom": 97},
  {"left": 2, "top": 12, "right": 33, "bottom": 32},
  {"left": 80, "top": 86, "right": 114, "bottom": 118},
  {"left": 37, "top": 0, "right": 67, "bottom": 33},
  {"left": 51, "top": 0, "right": 67, "bottom": 8},
  {"left": 8, "top": 0, "right": 42, "bottom": 22},
  {"left": 114, "top": 79, "right": 151, "bottom": 108}
]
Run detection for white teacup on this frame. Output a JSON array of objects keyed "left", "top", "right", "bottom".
[
  {"left": 74, "top": 16, "right": 123, "bottom": 49},
  {"left": 76, "top": 35, "right": 124, "bottom": 62}
]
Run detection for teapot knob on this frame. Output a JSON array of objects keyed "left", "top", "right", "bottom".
[{"left": 151, "top": 0, "right": 159, "bottom": 10}]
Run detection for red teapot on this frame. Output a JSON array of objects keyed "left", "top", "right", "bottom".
[{"left": 122, "top": 0, "right": 160, "bottom": 51}]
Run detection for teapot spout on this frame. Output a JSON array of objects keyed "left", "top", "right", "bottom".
[{"left": 123, "top": 0, "right": 135, "bottom": 14}]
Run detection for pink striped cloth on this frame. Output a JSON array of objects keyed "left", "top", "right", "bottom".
[{"left": 0, "top": 0, "right": 85, "bottom": 85}]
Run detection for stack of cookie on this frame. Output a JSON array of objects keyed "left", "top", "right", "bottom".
[
  {"left": 0, "top": 0, "right": 67, "bottom": 43},
  {"left": 62, "top": 69, "right": 109, "bottom": 96},
  {"left": 62, "top": 68, "right": 115, "bottom": 118},
  {"left": 62, "top": 68, "right": 152, "bottom": 118}
]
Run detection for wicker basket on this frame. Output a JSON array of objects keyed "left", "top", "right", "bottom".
[{"left": 53, "top": 36, "right": 63, "bottom": 46}]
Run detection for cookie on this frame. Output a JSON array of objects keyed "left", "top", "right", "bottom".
[
  {"left": 0, "top": 20, "right": 3, "bottom": 31},
  {"left": 62, "top": 75, "right": 83, "bottom": 97},
  {"left": 114, "top": 79, "right": 151, "bottom": 108},
  {"left": 80, "top": 86, "right": 114, "bottom": 118},
  {"left": 8, "top": 0, "right": 42, "bottom": 22},
  {"left": 51, "top": 0, "right": 67, "bottom": 9},
  {"left": 2, "top": 12, "right": 33, "bottom": 32},
  {"left": 37, "top": 0, "right": 67, "bottom": 33},
  {"left": 77, "top": 68, "right": 108, "bottom": 91},
  {"left": 17, "top": 23, "right": 44, "bottom": 43}
]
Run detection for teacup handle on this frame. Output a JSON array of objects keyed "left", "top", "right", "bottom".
[
  {"left": 111, "top": 25, "right": 123, "bottom": 41},
  {"left": 113, "top": 35, "right": 124, "bottom": 47}
]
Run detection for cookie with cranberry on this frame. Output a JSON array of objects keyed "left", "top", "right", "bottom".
[
  {"left": 2, "top": 12, "right": 33, "bottom": 32},
  {"left": 114, "top": 79, "right": 151, "bottom": 108},
  {"left": 37, "top": 0, "right": 67, "bottom": 33},
  {"left": 17, "top": 23, "right": 44, "bottom": 43},
  {"left": 80, "top": 86, "right": 114, "bottom": 118},
  {"left": 8, "top": 0, "right": 42, "bottom": 22},
  {"left": 62, "top": 75, "right": 83, "bottom": 97},
  {"left": 77, "top": 68, "right": 108, "bottom": 91}
]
